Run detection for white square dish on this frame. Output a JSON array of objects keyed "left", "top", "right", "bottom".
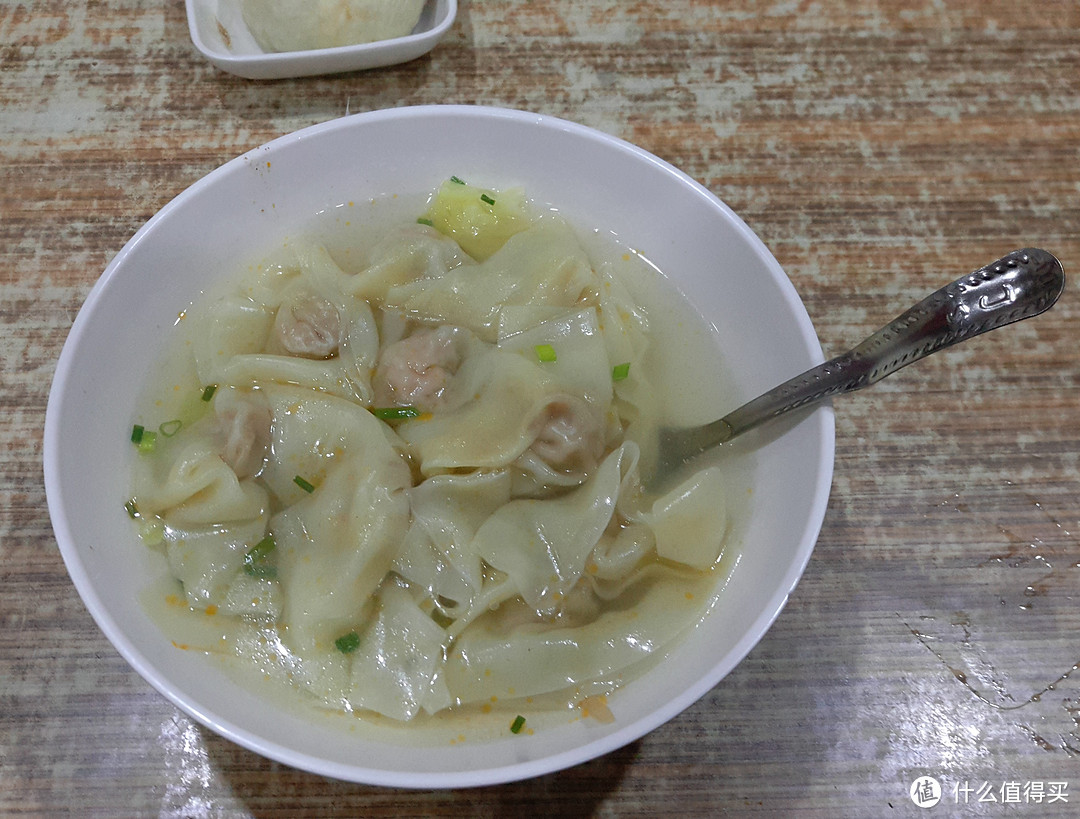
[{"left": 185, "top": 0, "right": 457, "bottom": 79}]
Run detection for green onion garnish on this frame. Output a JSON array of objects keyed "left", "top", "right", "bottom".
[
  {"left": 612, "top": 362, "right": 631, "bottom": 382},
  {"left": 372, "top": 406, "right": 421, "bottom": 420},
  {"left": 131, "top": 424, "right": 145, "bottom": 444},
  {"left": 139, "top": 520, "right": 165, "bottom": 546},
  {"left": 124, "top": 499, "right": 139, "bottom": 519},
  {"left": 248, "top": 534, "right": 276, "bottom": 561},
  {"left": 535, "top": 344, "right": 557, "bottom": 363},
  {"left": 293, "top": 475, "right": 316, "bottom": 494},
  {"left": 510, "top": 715, "right": 526, "bottom": 734},
  {"left": 335, "top": 631, "right": 361, "bottom": 654},
  {"left": 201, "top": 384, "right": 217, "bottom": 402},
  {"left": 242, "top": 534, "right": 276, "bottom": 575},
  {"left": 480, "top": 193, "right": 496, "bottom": 206},
  {"left": 417, "top": 217, "right": 434, "bottom": 226},
  {"left": 450, "top": 175, "right": 466, "bottom": 185},
  {"left": 137, "top": 431, "right": 158, "bottom": 453},
  {"left": 159, "top": 419, "right": 183, "bottom": 437}
]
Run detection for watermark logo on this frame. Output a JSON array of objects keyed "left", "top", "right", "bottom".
[
  {"left": 910, "top": 776, "right": 942, "bottom": 808},
  {"left": 908, "top": 777, "right": 1069, "bottom": 807}
]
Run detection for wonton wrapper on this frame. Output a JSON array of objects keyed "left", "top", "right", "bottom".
[{"left": 132, "top": 189, "right": 734, "bottom": 724}]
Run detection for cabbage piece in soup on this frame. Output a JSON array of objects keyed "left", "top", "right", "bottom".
[{"left": 127, "top": 179, "right": 735, "bottom": 734}]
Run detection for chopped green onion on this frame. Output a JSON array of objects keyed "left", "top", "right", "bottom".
[
  {"left": 137, "top": 431, "right": 158, "bottom": 453},
  {"left": 372, "top": 406, "right": 422, "bottom": 420},
  {"left": 449, "top": 175, "right": 466, "bottom": 185},
  {"left": 244, "top": 535, "right": 276, "bottom": 564},
  {"left": 335, "top": 631, "right": 361, "bottom": 654},
  {"left": 201, "top": 384, "right": 218, "bottom": 402},
  {"left": 293, "top": 475, "right": 316, "bottom": 494},
  {"left": 244, "top": 564, "right": 278, "bottom": 579},
  {"left": 242, "top": 533, "right": 277, "bottom": 577},
  {"left": 159, "top": 419, "right": 183, "bottom": 437},
  {"left": 139, "top": 520, "right": 165, "bottom": 546},
  {"left": 612, "top": 362, "right": 631, "bottom": 382},
  {"left": 131, "top": 424, "right": 145, "bottom": 444},
  {"left": 417, "top": 217, "right": 434, "bottom": 226},
  {"left": 124, "top": 498, "right": 139, "bottom": 519},
  {"left": 535, "top": 344, "right": 557, "bottom": 363},
  {"left": 480, "top": 193, "right": 496, "bottom": 206},
  {"left": 510, "top": 715, "right": 526, "bottom": 734}
]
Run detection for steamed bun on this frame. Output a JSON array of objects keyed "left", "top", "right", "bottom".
[{"left": 241, "top": 0, "right": 427, "bottom": 53}]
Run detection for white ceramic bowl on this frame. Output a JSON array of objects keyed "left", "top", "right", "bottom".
[
  {"left": 44, "top": 105, "right": 834, "bottom": 788},
  {"left": 185, "top": 0, "right": 457, "bottom": 79}
]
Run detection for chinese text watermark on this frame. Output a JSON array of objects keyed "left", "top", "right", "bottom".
[{"left": 910, "top": 777, "right": 1069, "bottom": 808}]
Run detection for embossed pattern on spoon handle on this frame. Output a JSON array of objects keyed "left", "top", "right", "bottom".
[{"left": 718, "top": 247, "right": 1065, "bottom": 442}]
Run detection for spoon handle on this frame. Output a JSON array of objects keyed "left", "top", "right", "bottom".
[{"left": 716, "top": 247, "right": 1065, "bottom": 442}]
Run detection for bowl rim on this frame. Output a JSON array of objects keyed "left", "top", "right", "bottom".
[{"left": 43, "top": 104, "right": 835, "bottom": 788}]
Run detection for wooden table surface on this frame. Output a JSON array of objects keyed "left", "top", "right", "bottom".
[{"left": 4, "top": 1, "right": 1080, "bottom": 815}]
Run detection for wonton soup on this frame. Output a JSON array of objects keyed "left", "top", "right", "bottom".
[{"left": 126, "top": 179, "right": 745, "bottom": 741}]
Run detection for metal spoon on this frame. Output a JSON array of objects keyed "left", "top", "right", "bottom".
[{"left": 651, "top": 247, "right": 1065, "bottom": 486}]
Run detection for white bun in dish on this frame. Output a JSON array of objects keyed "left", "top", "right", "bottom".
[
  {"left": 185, "top": 0, "right": 456, "bottom": 79},
  {"left": 241, "top": 0, "right": 426, "bottom": 53},
  {"left": 44, "top": 106, "right": 834, "bottom": 788}
]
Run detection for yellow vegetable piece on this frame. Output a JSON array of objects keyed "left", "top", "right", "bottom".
[{"left": 423, "top": 179, "right": 532, "bottom": 261}]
